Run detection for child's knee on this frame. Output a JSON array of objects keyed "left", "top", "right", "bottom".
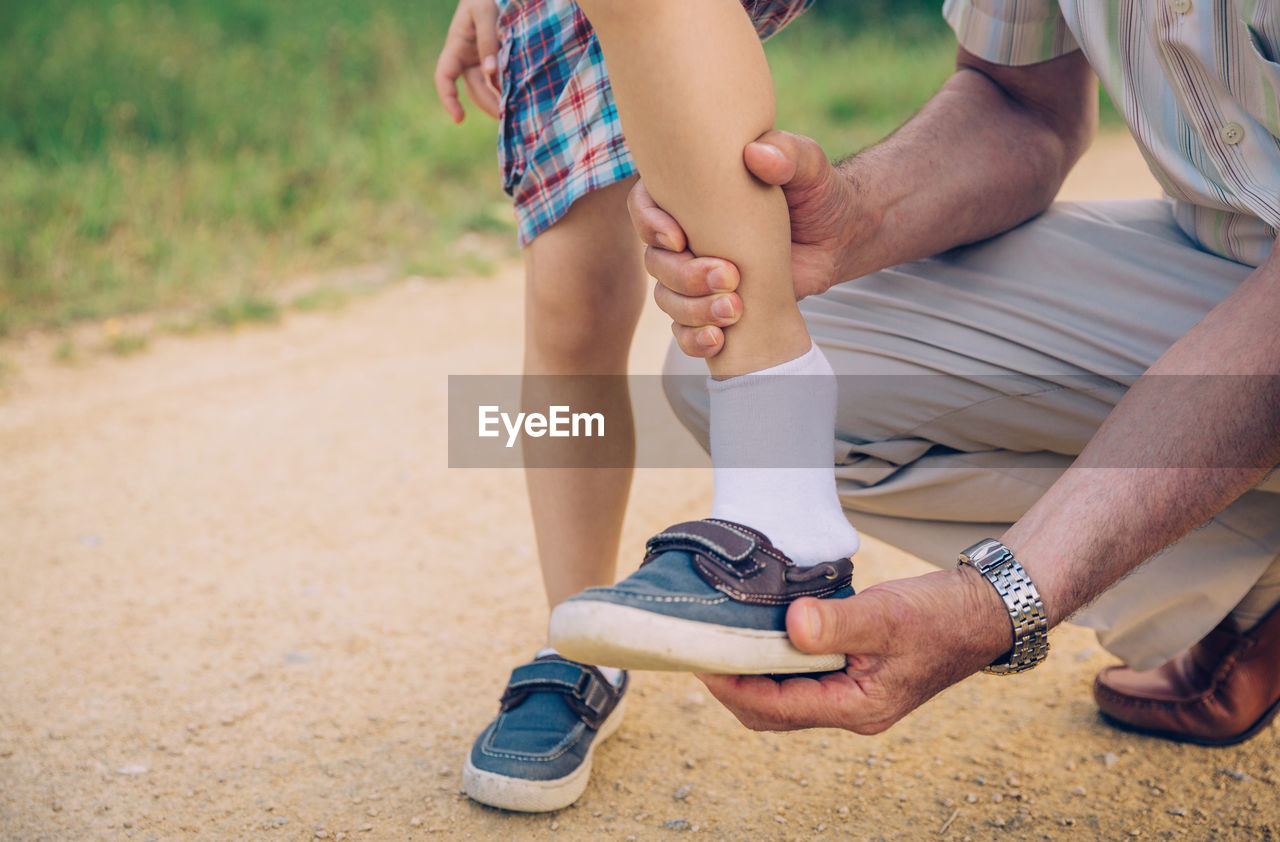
[{"left": 526, "top": 288, "right": 633, "bottom": 363}]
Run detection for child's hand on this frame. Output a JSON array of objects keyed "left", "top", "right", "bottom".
[{"left": 434, "top": 0, "right": 501, "bottom": 123}]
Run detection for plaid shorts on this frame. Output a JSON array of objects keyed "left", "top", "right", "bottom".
[{"left": 497, "top": 0, "right": 814, "bottom": 246}]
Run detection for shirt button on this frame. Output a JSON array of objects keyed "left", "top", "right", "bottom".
[
  {"left": 1170, "top": 0, "right": 1192, "bottom": 12},
  {"left": 1219, "top": 122, "right": 1245, "bottom": 145}
]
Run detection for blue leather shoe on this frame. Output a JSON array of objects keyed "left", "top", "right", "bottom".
[
  {"left": 549, "top": 519, "right": 854, "bottom": 674},
  {"left": 462, "top": 655, "right": 627, "bottom": 812}
]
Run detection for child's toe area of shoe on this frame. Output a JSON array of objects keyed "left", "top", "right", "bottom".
[{"left": 462, "top": 657, "right": 627, "bottom": 812}]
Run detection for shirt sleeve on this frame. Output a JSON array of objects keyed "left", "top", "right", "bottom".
[{"left": 942, "top": 0, "right": 1080, "bottom": 66}]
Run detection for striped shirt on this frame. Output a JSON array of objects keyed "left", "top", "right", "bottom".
[{"left": 944, "top": 0, "right": 1280, "bottom": 267}]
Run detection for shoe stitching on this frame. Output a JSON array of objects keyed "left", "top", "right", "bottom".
[
  {"left": 590, "top": 578, "right": 845, "bottom": 607},
  {"left": 702, "top": 518, "right": 820, "bottom": 569},
  {"left": 652, "top": 527, "right": 757, "bottom": 565},
  {"left": 708, "top": 519, "right": 788, "bottom": 569},
  {"left": 1095, "top": 681, "right": 1263, "bottom": 740},
  {"left": 695, "top": 558, "right": 848, "bottom": 604},
  {"left": 508, "top": 677, "right": 581, "bottom": 693},
  {"left": 713, "top": 583, "right": 849, "bottom": 604},
  {"left": 504, "top": 662, "right": 610, "bottom": 703},
  {"left": 696, "top": 519, "right": 758, "bottom": 557},
  {"left": 479, "top": 718, "right": 591, "bottom": 763},
  {"left": 588, "top": 589, "right": 731, "bottom": 606},
  {"left": 650, "top": 529, "right": 765, "bottom": 575},
  {"left": 1094, "top": 647, "right": 1247, "bottom": 714},
  {"left": 504, "top": 663, "right": 623, "bottom": 725}
]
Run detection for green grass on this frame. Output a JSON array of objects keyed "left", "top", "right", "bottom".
[
  {"left": 0, "top": 0, "right": 514, "bottom": 334},
  {"left": 53, "top": 339, "right": 78, "bottom": 364},
  {"left": 0, "top": 2, "right": 1123, "bottom": 336},
  {"left": 767, "top": 23, "right": 957, "bottom": 156},
  {"left": 106, "top": 331, "right": 150, "bottom": 356},
  {"left": 766, "top": 14, "right": 1125, "bottom": 156},
  {"left": 291, "top": 286, "right": 351, "bottom": 313},
  {"left": 207, "top": 295, "right": 281, "bottom": 328}
]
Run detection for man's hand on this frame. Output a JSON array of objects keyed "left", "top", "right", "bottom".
[
  {"left": 700, "top": 567, "right": 1013, "bottom": 733},
  {"left": 628, "top": 130, "right": 870, "bottom": 358},
  {"left": 434, "top": 0, "right": 502, "bottom": 123}
]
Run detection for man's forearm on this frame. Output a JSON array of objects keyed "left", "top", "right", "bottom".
[
  {"left": 835, "top": 50, "right": 1097, "bottom": 283},
  {"left": 1003, "top": 253, "right": 1280, "bottom": 630}
]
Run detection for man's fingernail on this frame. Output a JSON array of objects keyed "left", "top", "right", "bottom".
[
  {"left": 698, "top": 328, "right": 718, "bottom": 347},
  {"left": 655, "top": 233, "right": 675, "bottom": 251},
  {"left": 711, "top": 296, "right": 734, "bottom": 321},
  {"left": 707, "top": 267, "right": 733, "bottom": 292},
  {"left": 800, "top": 604, "right": 821, "bottom": 641},
  {"left": 483, "top": 55, "right": 497, "bottom": 72}
]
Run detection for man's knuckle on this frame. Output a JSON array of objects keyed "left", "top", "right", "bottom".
[{"left": 680, "top": 263, "right": 704, "bottom": 294}]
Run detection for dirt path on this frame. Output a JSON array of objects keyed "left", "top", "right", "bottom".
[{"left": 2, "top": 134, "right": 1277, "bottom": 841}]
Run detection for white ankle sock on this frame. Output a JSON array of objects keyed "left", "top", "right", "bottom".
[
  {"left": 708, "top": 342, "right": 860, "bottom": 566},
  {"left": 537, "top": 646, "right": 623, "bottom": 685}
]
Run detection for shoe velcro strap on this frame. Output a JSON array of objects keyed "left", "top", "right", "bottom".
[
  {"left": 644, "top": 520, "right": 760, "bottom": 566},
  {"left": 499, "top": 660, "right": 615, "bottom": 729},
  {"left": 644, "top": 518, "right": 853, "bottom": 601}
]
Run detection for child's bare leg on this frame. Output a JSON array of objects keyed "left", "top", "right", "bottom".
[
  {"left": 576, "top": 0, "right": 807, "bottom": 377},
  {"left": 575, "top": 0, "right": 859, "bottom": 564},
  {"left": 522, "top": 178, "right": 647, "bottom": 609}
]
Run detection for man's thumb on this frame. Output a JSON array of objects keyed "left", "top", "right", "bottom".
[
  {"left": 745, "top": 130, "right": 830, "bottom": 191},
  {"left": 786, "top": 595, "right": 867, "bottom": 654},
  {"left": 743, "top": 133, "right": 798, "bottom": 187}
]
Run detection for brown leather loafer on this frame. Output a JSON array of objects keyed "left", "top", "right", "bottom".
[{"left": 1093, "top": 602, "right": 1280, "bottom": 746}]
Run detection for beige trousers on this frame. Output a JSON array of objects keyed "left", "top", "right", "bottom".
[{"left": 665, "top": 199, "right": 1280, "bottom": 670}]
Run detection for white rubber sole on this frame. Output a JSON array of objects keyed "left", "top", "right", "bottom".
[
  {"left": 461, "top": 696, "right": 627, "bottom": 813},
  {"left": 548, "top": 600, "right": 846, "bottom": 674}
]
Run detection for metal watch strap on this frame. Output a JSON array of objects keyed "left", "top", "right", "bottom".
[{"left": 957, "top": 539, "right": 1049, "bottom": 675}]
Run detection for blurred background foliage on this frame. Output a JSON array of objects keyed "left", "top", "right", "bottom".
[{"left": 0, "top": 0, "right": 1116, "bottom": 336}]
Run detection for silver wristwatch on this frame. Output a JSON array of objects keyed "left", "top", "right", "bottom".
[{"left": 957, "top": 538, "right": 1049, "bottom": 675}]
